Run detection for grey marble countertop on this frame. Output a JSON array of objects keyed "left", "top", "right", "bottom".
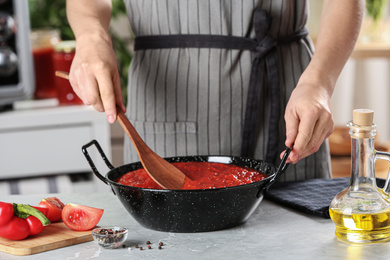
[{"left": 1, "top": 192, "right": 390, "bottom": 260}]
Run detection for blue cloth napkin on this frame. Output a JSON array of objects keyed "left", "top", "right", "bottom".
[{"left": 264, "top": 177, "right": 386, "bottom": 219}]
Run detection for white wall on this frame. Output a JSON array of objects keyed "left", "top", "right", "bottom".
[
  {"left": 333, "top": 59, "right": 390, "bottom": 141},
  {"left": 309, "top": 0, "right": 390, "bottom": 141}
]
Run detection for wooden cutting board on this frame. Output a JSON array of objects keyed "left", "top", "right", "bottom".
[{"left": 0, "top": 222, "right": 93, "bottom": 256}]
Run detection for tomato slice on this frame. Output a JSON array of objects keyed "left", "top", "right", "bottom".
[
  {"left": 62, "top": 203, "right": 104, "bottom": 231},
  {"left": 38, "top": 197, "right": 65, "bottom": 222}
]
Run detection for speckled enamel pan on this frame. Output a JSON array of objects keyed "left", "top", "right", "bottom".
[{"left": 82, "top": 140, "right": 290, "bottom": 233}]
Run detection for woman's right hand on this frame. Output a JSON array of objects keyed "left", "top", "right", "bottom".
[
  {"left": 69, "top": 33, "right": 126, "bottom": 124},
  {"left": 66, "top": 0, "right": 126, "bottom": 124}
]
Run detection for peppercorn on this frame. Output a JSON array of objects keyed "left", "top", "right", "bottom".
[
  {"left": 146, "top": 241, "right": 151, "bottom": 244},
  {"left": 140, "top": 247, "right": 143, "bottom": 250},
  {"left": 135, "top": 245, "right": 139, "bottom": 248},
  {"left": 158, "top": 246, "right": 162, "bottom": 250},
  {"left": 159, "top": 242, "right": 164, "bottom": 246},
  {"left": 93, "top": 228, "right": 126, "bottom": 248},
  {"left": 147, "top": 245, "right": 151, "bottom": 249}
]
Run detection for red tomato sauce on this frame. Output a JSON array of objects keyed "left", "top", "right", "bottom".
[{"left": 116, "top": 162, "right": 268, "bottom": 189}]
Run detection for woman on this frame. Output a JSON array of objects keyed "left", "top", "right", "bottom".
[{"left": 66, "top": 0, "right": 364, "bottom": 181}]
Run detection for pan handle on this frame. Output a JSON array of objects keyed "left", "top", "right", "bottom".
[
  {"left": 275, "top": 147, "right": 291, "bottom": 177},
  {"left": 82, "top": 139, "right": 115, "bottom": 185},
  {"left": 266, "top": 147, "right": 291, "bottom": 188},
  {"left": 257, "top": 147, "right": 292, "bottom": 197}
]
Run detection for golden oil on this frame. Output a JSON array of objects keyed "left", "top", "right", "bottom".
[
  {"left": 329, "top": 110, "right": 390, "bottom": 243},
  {"left": 329, "top": 208, "right": 390, "bottom": 243}
]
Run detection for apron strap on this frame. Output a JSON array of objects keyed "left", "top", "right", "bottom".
[
  {"left": 133, "top": 9, "right": 309, "bottom": 162},
  {"left": 135, "top": 34, "right": 255, "bottom": 51}
]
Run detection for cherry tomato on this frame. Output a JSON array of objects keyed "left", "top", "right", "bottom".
[
  {"left": 0, "top": 215, "right": 30, "bottom": 240},
  {"left": 0, "top": 202, "right": 14, "bottom": 226},
  {"left": 38, "top": 197, "right": 65, "bottom": 222},
  {"left": 62, "top": 203, "right": 104, "bottom": 231}
]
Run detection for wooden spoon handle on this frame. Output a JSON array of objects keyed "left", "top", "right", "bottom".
[
  {"left": 55, "top": 70, "right": 146, "bottom": 151},
  {"left": 116, "top": 111, "right": 187, "bottom": 188},
  {"left": 55, "top": 70, "right": 70, "bottom": 80},
  {"left": 55, "top": 70, "right": 187, "bottom": 189},
  {"left": 116, "top": 110, "right": 152, "bottom": 155}
]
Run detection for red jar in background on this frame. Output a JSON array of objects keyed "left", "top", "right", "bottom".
[
  {"left": 31, "top": 29, "right": 60, "bottom": 99},
  {"left": 52, "top": 41, "right": 83, "bottom": 105}
]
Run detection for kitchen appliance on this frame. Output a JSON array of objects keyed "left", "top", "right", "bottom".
[
  {"left": 82, "top": 139, "right": 290, "bottom": 233},
  {"left": 0, "top": 0, "right": 34, "bottom": 107}
]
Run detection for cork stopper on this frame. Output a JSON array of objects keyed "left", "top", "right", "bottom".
[{"left": 352, "top": 109, "right": 374, "bottom": 126}]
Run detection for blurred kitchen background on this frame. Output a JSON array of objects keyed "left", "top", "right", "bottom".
[{"left": 0, "top": 0, "right": 389, "bottom": 195}]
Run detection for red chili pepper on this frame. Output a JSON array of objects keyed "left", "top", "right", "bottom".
[{"left": 0, "top": 202, "right": 51, "bottom": 240}]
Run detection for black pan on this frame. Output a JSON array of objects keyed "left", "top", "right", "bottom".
[{"left": 82, "top": 140, "right": 290, "bottom": 233}]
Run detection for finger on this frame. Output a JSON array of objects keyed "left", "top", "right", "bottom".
[
  {"left": 68, "top": 67, "right": 83, "bottom": 100},
  {"left": 113, "top": 71, "right": 126, "bottom": 113},
  {"left": 284, "top": 110, "right": 299, "bottom": 148},
  {"left": 296, "top": 120, "right": 321, "bottom": 161},
  {"left": 96, "top": 70, "right": 117, "bottom": 124},
  {"left": 291, "top": 116, "right": 317, "bottom": 163},
  {"left": 296, "top": 114, "right": 334, "bottom": 161},
  {"left": 284, "top": 111, "right": 299, "bottom": 163},
  {"left": 68, "top": 73, "right": 81, "bottom": 98},
  {"left": 82, "top": 74, "right": 104, "bottom": 112},
  {"left": 70, "top": 66, "right": 104, "bottom": 111}
]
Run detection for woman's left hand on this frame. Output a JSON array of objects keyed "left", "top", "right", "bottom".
[
  {"left": 283, "top": 80, "right": 334, "bottom": 164},
  {"left": 282, "top": 0, "right": 364, "bottom": 164}
]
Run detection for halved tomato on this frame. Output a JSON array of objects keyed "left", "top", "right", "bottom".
[
  {"left": 62, "top": 203, "right": 104, "bottom": 231},
  {"left": 38, "top": 197, "right": 65, "bottom": 222}
]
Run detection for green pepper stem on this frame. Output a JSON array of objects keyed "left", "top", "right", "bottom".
[{"left": 13, "top": 203, "right": 51, "bottom": 226}]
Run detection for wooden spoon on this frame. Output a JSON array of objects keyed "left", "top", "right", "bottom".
[{"left": 55, "top": 71, "right": 188, "bottom": 189}]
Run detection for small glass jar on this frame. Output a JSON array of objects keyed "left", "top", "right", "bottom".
[
  {"left": 92, "top": 227, "right": 128, "bottom": 249},
  {"left": 52, "top": 40, "right": 83, "bottom": 105},
  {"left": 30, "top": 28, "right": 60, "bottom": 99}
]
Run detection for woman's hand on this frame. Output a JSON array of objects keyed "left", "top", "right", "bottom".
[
  {"left": 282, "top": 0, "right": 364, "bottom": 163},
  {"left": 66, "top": 0, "right": 126, "bottom": 124},
  {"left": 69, "top": 33, "right": 126, "bottom": 124},
  {"left": 283, "top": 78, "right": 334, "bottom": 164}
]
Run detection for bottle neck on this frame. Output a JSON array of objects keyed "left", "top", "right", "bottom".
[
  {"left": 348, "top": 120, "right": 377, "bottom": 189},
  {"left": 350, "top": 136, "right": 376, "bottom": 188}
]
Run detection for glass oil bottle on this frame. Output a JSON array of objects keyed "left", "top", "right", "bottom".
[{"left": 329, "top": 109, "right": 390, "bottom": 243}]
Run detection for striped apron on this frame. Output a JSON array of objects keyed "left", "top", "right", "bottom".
[{"left": 123, "top": 0, "right": 332, "bottom": 181}]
